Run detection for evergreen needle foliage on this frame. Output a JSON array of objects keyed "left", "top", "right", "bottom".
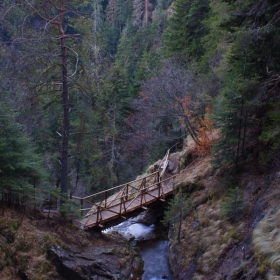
[
  {"left": 163, "top": 193, "right": 192, "bottom": 243},
  {"left": 0, "top": 102, "right": 44, "bottom": 190},
  {"left": 220, "top": 187, "right": 244, "bottom": 222}
]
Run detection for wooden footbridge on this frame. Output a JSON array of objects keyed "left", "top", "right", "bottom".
[{"left": 73, "top": 150, "right": 176, "bottom": 229}]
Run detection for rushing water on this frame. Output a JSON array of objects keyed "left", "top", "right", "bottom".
[
  {"left": 104, "top": 217, "right": 173, "bottom": 280},
  {"left": 138, "top": 239, "right": 171, "bottom": 280}
]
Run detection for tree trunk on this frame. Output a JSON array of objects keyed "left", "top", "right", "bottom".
[
  {"left": 236, "top": 98, "right": 244, "bottom": 170},
  {"left": 178, "top": 211, "right": 182, "bottom": 243},
  {"left": 242, "top": 106, "right": 247, "bottom": 157},
  {"left": 59, "top": 1, "right": 70, "bottom": 195},
  {"left": 145, "top": 0, "right": 148, "bottom": 26},
  {"left": 60, "top": 36, "right": 70, "bottom": 195}
]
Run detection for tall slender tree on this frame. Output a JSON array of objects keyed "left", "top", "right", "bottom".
[
  {"left": 23, "top": 0, "right": 77, "bottom": 195},
  {"left": 0, "top": 0, "right": 94, "bottom": 196}
]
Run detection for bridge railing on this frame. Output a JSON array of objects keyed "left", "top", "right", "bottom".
[
  {"left": 81, "top": 174, "right": 176, "bottom": 227},
  {"left": 76, "top": 147, "right": 174, "bottom": 226},
  {"left": 72, "top": 170, "right": 161, "bottom": 216}
]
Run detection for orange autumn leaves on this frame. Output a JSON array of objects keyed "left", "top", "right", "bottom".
[
  {"left": 193, "top": 107, "right": 213, "bottom": 157},
  {"left": 175, "top": 96, "right": 213, "bottom": 156}
]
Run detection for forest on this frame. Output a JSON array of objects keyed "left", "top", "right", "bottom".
[
  {"left": 1, "top": 0, "right": 280, "bottom": 279},
  {"left": 0, "top": 0, "right": 280, "bottom": 214}
]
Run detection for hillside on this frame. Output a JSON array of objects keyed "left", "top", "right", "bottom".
[
  {"left": 0, "top": 207, "right": 143, "bottom": 280},
  {"left": 163, "top": 134, "right": 279, "bottom": 279}
]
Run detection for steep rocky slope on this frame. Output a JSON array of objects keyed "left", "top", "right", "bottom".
[
  {"left": 165, "top": 135, "right": 279, "bottom": 279},
  {"left": 0, "top": 209, "right": 143, "bottom": 280}
]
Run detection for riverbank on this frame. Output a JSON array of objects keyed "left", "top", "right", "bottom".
[{"left": 0, "top": 207, "right": 144, "bottom": 280}]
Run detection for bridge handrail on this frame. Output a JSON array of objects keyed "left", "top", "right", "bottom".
[
  {"left": 79, "top": 148, "right": 173, "bottom": 221},
  {"left": 82, "top": 174, "right": 177, "bottom": 214},
  {"left": 82, "top": 171, "right": 160, "bottom": 200}
]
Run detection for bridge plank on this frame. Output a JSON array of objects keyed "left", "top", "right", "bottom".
[{"left": 80, "top": 177, "right": 174, "bottom": 228}]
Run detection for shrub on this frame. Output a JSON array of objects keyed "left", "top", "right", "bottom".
[{"left": 220, "top": 187, "right": 244, "bottom": 222}]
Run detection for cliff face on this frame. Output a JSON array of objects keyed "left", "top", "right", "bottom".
[
  {"left": 0, "top": 208, "right": 143, "bottom": 280},
  {"left": 165, "top": 135, "right": 277, "bottom": 279}
]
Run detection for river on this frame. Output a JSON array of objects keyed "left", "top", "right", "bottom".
[{"left": 103, "top": 216, "right": 173, "bottom": 280}]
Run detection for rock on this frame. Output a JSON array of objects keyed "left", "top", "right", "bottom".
[
  {"left": 167, "top": 161, "right": 175, "bottom": 172},
  {"left": 48, "top": 244, "right": 143, "bottom": 280},
  {"left": 191, "top": 221, "right": 199, "bottom": 228},
  {"left": 132, "top": 211, "right": 156, "bottom": 225}
]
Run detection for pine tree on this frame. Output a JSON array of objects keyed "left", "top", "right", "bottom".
[
  {"left": 163, "top": 0, "right": 210, "bottom": 59},
  {"left": 0, "top": 99, "right": 44, "bottom": 195},
  {"left": 1, "top": 0, "right": 104, "bottom": 198},
  {"left": 220, "top": 187, "right": 244, "bottom": 222},
  {"left": 163, "top": 193, "right": 192, "bottom": 243},
  {"left": 211, "top": 0, "right": 280, "bottom": 170}
]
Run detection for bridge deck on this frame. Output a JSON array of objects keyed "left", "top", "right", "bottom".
[
  {"left": 79, "top": 178, "right": 174, "bottom": 228},
  {"left": 75, "top": 149, "right": 175, "bottom": 229}
]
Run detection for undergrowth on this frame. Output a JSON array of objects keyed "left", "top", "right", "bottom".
[
  {"left": 0, "top": 209, "right": 61, "bottom": 280},
  {"left": 253, "top": 208, "right": 280, "bottom": 279}
]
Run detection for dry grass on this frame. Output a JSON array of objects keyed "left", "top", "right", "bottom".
[
  {"left": 251, "top": 174, "right": 280, "bottom": 279},
  {"left": 169, "top": 194, "right": 243, "bottom": 278},
  {"left": 0, "top": 210, "right": 60, "bottom": 280},
  {"left": 0, "top": 207, "right": 101, "bottom": 280},
  {"left": 253, "top": 208, "right": 280, "bottom": 279}
]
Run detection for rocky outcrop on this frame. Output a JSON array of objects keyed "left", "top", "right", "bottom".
[
  {"left": 131, "top": 210, "right": 156, "bottom": 225},
  {"left": 48, "top": 244, "right": 143, "bottom": 280}
]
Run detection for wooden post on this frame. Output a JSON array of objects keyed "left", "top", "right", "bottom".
[
  {"left": 80, "top": 199, "right": 83, "bottom": 216},
  {"left": 120, "top": 197, "right": 123, "bottom": 214},
  {"left": 104, "top": 191, "right": 107, "bottom": 208},
  {"left": 125, "top": 185, "right": 128, "bottom": 200},
  {"left": 96, "top": 206, "right": 100, "bottom": 224},
  {"left": 123, "top": 197, "right": 126, "bottom": 216},
  {"left": 140, "top": 189, "right": 144, "bottom": 206},
  {"left": 158, "top": 183, "right": 161, "bottom": 198}
]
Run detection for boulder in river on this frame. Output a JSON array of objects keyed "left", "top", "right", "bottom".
[
  {"left": 48, "top": 244, "right": 143, "bottom": 280},
  {"left": 131, "top": 210, "right": 156, "bottom": 225}
]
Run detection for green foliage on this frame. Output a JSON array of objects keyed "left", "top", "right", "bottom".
[
  {"left": 210, "top": 7, "right": 262, "bottom": 169},
  {"left": 0, "top": 100, "right": 45, "bottom": 192},
  {"left": 220, "top": 187, "right": 244, "bottom": 222},
  {"left": 163, "top": 193, "right": 192, "bottom": 242},
  {"left": 104, "top": 0, "right": 134, "bottom": 56},
  {"left": 163, "top": 0, "right": 210, "bottom": 59},
  {"left": 59, "top": 198, "right": 81, "bottom": 219},
  {"left": 8, "top": 221, "right": 19, "bottom": 232},
  {"left": 259, "top": 102, "right": 280, "bottom": 149},
  {"left": 163, "top": 194, "right": 192, "bottom": 223}
]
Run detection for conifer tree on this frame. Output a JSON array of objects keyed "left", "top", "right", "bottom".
[
  {"left": 1, "top": 0, "right": 100, "bottom": 197},
  {"left": 163, "top": 0, "right": 210, "bottom": 59},
  {"left": 163, "top": 193, "right": 192, "bottom": 243},
  {"left": 211, "top": 0, "right": 280, "bottom": 169},
  {"left": 0, "top": 98, "right": 44, "bottom": 195}
]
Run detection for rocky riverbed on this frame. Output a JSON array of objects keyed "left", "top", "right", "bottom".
[
  {"left": 104, "top": 211, "right": 173, "bottom": 280},
  {"left": 48, "top": 241, "right": 143, "bottom": 280}
]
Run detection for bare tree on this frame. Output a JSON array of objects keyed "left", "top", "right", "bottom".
[{"left": 130, "top": 59, "right": 209, "bottom": 146}]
